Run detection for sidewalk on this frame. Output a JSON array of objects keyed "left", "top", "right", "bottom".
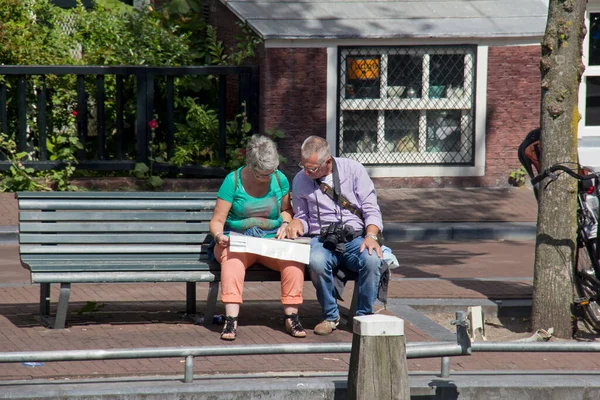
[
  {"left": 0, "top": 187, "right": 539, "bottom": 225},
  {"left": 0, "top": 187, "right": 539, "bottom": 242},
  {"left": 2, "top": 186, "right": 583, "bottom": 399}
]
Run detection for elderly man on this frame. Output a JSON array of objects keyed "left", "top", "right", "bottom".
[{"left": 286, "top": 135, "right": 384, "bottom": 335}]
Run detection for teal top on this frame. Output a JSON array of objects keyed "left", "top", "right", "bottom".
[{"left": 217, "top": 167, "right": 289, "bottom": 238}]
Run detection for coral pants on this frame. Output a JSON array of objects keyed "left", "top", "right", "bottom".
[{"left": 214, "top": 244, "right": 305, "bottom": 305}]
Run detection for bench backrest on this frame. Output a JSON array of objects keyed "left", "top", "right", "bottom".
[{"left": 17, "top": 192, "right": 217, "bottom": 268}]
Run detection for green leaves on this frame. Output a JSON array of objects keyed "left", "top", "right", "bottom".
[
  {"left": 509, "top": 166, "right": 527, "bottom": 187},
  {"left": 133, "top": 162, "right": 150, "bottom": 178}
]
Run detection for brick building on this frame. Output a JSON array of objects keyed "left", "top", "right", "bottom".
[{"left": 208, "top": 0, "right": 600, "bottom": 188}]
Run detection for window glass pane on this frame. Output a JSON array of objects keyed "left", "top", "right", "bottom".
[
  {"left": 341, "top": 111, "right": 378, "bottom": 153},
  {"left": 346, "top": 56, "right": 381, "bottom": 99},
  {"left": 384, "top": 111, "right": 419, "bottom": 152},
  {"left": 388, "top": 55, "right": 422, "bottom": 98},
  {"left": 590, "top": 13, "right": 600, "bottom": 66},
  {"left": 426, "top": 110, "right": 461, "bottom": 152},
  {"left": 430, "top": 55, "right": 465, "bottom": 98},
  {"left": 586, "top": 76, "right": 600, "bottom": 126}
]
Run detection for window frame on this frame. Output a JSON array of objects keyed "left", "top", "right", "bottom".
[
  {"left": 328, "top": 45, "right": 487, "bottom": 178},
  {"left": 579, "top": 5, "right": 600, "bottom": 138}
]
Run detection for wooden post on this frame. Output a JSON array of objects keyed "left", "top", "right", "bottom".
[{"left": 347, "top": 315, "right": 409, "bottom": 400}]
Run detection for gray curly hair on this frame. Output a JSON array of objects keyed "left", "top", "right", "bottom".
[{"left": 246, "top": 134, "right": 280, "bottom": 172}]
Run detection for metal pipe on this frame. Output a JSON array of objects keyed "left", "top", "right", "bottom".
[
  {"left": 440, "top": 357, "right": 450, "bottom": 378},
  {"left": 472, "top": 342, "right": 600, "bottom": 352},
  {"left": 0, "top": 343, "right": 352, "bottom": 363},
  {"left": 184, "top": 355, "right": 193, "bottom": 383},
  {"left": 0, "top": 341, "right": 474, "bottom": 364},
  {"left": 407, "top": 343, "right": 465, "bottom": 359}
]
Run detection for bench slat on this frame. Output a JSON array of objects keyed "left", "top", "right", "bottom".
[
  {"left": 27, "top": 268, "right": 302, "bottom": 283},
  {"left": 20, "top": 211, "right": 213, "bottom": 221},
  {"left": 20, "top": 244, "right": 204, "bottom": 254},
  {"left": 19, "top": 233, "right": 210, "bottom": 244},
  {"left": 18, "top": 199, "right": 216, "bottom": 210},
  {"left": 16, "top": 192, "right": 218, "bottom": 199},
  {"left": 23, "top": 260, "right": 212, "bottom": 272},
  {"left": 30, "top": 271, "right": 217, "bottom": 283},
  {"left": 22, "top": 253, "right": 208, "bottom": 261},
  {"left": 19, "top": 222, "right": 210, "bottom": 233}
]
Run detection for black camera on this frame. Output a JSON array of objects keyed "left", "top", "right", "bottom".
[{"left": 320, "top": 222, "right": 356, "bottom": 253}]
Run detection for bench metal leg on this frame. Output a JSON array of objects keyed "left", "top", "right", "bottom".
[
  {"left": 40, "top": 283, "right": 51, "bottom": 319},
  {"left": 186, "top": 282, "right": 197, "bottom": 315},
  {"left": 204, "top": 281, "right": 219, "bottom": 327},
  {"left": 54, "top": 283, "right": 71, "bottom": 329}
]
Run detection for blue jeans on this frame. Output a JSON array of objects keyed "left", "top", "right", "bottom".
[{"left": 308, "top": 236, "right": 382, "bottom": 321}]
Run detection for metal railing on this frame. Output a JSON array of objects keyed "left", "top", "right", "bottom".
[
  {"left": 0, "top": 342, "right": 468, "bottom": 384},
  {"left": 1, "top": 312, "right": 599, "bottom": 384}
]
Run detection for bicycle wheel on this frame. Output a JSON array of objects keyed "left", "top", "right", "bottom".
[{"left": 574, "top": 239, "right": 600, "bottom": 330}]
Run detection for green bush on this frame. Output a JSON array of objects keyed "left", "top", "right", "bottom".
[{"left": 0, "top": 0, "right": 266, "bottom": 191}]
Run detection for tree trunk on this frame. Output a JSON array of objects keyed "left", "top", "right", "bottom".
[{"left": 532, "top": 0, "right": 587, "bottom": 339}]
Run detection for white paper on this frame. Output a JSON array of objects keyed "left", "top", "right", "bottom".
[{"left": 228, "top": 232, "right": 311, "bottom": 264}]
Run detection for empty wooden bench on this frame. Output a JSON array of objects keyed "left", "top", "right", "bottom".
[{"left": 16, "top": 191, "right": 301, "bottom": 329}]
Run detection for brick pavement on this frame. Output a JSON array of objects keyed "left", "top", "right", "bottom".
[
  {"left": 4, "top": 186, "right": 595, "bottom": 385},
  {"left": 0, "top": 187, "right": 538, "bottom": 228},
  {"left": 376, "top": 187, "right": 537, "bottom": 223},
  {"left": 2, "top": 234, "right": 600, "bottom": 383}
]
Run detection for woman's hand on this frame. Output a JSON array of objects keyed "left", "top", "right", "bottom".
[
  {"left": 215, "top": 232, "right": 230, "bottom": 247},
  {"left": 276, "top": 226, "right": 288, "bottom": 239},
  {"left": 276, "top": 221, "right": 290, "bottom": 239}
]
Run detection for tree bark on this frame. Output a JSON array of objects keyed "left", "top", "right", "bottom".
[{"left": 533, "top": 0, "right": 587, "bottom": 339}]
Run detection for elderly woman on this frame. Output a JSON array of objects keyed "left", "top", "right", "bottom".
[{"left": 209, "top": 134, "right": 306, "bottom": 340}]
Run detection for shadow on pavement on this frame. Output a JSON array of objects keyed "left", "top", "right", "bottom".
[{"left": 0, "top": 299, "right": 340, "bottom": 331}]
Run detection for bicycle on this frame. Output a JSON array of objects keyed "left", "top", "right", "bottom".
[{"left": 519, "top": 128, "right": 600, "bottom": 330}]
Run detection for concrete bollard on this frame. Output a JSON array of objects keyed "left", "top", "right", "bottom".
[{"left": 347, "top": 314, "right": 409, "bottom": 400}]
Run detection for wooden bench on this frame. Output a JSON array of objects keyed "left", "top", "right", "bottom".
[{"left": 16, "top": 191, "right": 312, "bottom": 329}]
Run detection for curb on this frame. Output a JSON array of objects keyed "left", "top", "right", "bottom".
[
  {"left": 3, "top": 372, "right": 600, "bottom": 399},
  {"left": 384, "top": 222, "right": 537, "bottom": 241},
  {"left": 388, "top": 298, "right": 532, "bottom": 316},
  {"left": 385, "top": 298, "right": 532, "bottom": 342}
]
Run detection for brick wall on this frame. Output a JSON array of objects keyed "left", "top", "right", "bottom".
[
  {"left": 484, "top": 45, "right": 541, "bottom": 186},
  {"left": 205, "top": 0, "right": 248, "bottom": 119},
  {"left": 261, "top": 48, "right": 328, "bottom": 178},
  {"left": 208, "top": 1, "right": 543, "bottom": 187}
]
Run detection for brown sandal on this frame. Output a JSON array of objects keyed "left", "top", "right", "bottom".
[
  {"left": 284, "top": 313, "right": 307, "bottom": 338},
  {"left": 220, "top": 316, "right": 238, "bottom": 341}
]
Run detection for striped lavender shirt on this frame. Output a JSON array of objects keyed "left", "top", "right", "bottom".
[{"left": 291, "top": 157, "right": 383, "bottom": 236}]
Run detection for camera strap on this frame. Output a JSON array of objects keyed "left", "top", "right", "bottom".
[
  {"left": 315, "top": 159, "right": 384, "bottom": 245},
  {"left": 316, "top": 158, "right": 363, "bottom": 220}
]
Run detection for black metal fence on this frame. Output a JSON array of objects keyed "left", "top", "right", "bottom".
[{"left": 0, "top": 65, "right": 259, "bottom": 177}]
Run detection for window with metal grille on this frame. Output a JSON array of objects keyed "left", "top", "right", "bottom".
[{"left": 338, "top": 46, "right": 477, "bottom": 166}]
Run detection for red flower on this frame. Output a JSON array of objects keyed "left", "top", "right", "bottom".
[
  {"left": 148, "top": 119, "right": 159, "bottom": 129},
  {"left": 72, "top": 110, "right": 78, "bottom": 117}
]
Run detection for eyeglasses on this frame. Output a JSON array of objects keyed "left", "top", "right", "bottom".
[
  {"left": 298, "top": 159, "right": 328, "bottom": 174},
  {"left": 251, "top": 169, "right": 275, "bottom": 179}
]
